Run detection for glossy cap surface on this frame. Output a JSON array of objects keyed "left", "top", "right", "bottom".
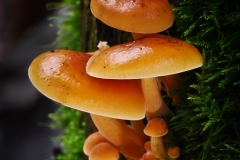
[
  {"left": 91, "top": 0, "right": 174, "bottom": 33},
  {"left": 28, "top": 50, "right": 145, "bottom": 120},
  {"left": 87, "top": 34, "right": 203, "bottom": 79}
]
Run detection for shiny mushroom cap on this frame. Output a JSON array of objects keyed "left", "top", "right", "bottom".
[
  {"left": 83, "top": 131, "right": 109, "bottom": 155},
  {"left": 89, "top": 142, "right": 119, "bottom": 160},
  {"left": 91, "top": 0, "right": 174, "bottom": 33},
  {"left": 167, "top": 146, "right": 180, "bottom": 159},
  {"left": 86, "top": 34, "right": 203, "bottom": 79},
  {"left": 143, "top": 118, "right": 168, "bottom": 137},
  {"left": 28, "top": 50, "right": 145, "bottom": 120}
]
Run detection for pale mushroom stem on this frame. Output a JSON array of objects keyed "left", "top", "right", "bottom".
[
  {"left": 130, "top": 120, "right": 145, "bottom": 134},
  {"left": 151, "top": 137, "right": 167, "bottom": 159},
  {"left": 141, "top": 78, "right": 173, "bottom": 121}
]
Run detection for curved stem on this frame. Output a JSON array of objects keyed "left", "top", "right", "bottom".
[
  {"left": 141, "top": 78, "right": 173, "bottom": 121},
  {"left": 91, "top": 114, "right": 148, "bottom": 159}
]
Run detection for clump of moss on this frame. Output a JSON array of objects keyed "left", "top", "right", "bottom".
[
  {"left": 170, "top": 0, "right": 240, "bottom": 159},
  {"left": 49, "top": 106, "right": 86, "bottom": 160},
  {"left": 47, "top": 0, "right": 86, "bottom": 159},
  {"left": 47, "top": 0, "right": 81, "bottom": 51}
]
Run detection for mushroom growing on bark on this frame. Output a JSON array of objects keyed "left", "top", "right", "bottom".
[
  {"left": 90, "top": 0, "right": 174, "bottom": 33},
  {"left": 28, "top": 49, "right": 145, "bottom": 120},
  {"left": 86, "top": 34, "right": 203, "bottom": 159},
  {"left": 91, "top": 114, "right": 149, "bottom": 159},
  {"left": 89, "top": 142, "right": 119, "bottom": 160},
  {"left": 86, "top": 34, "right": 203, "bottom": 119}
]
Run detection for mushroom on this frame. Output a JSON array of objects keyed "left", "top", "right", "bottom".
[
  {"left": 89, "top": 142, "right": 119, "bottom": 160},
  {"left": 91, "top": 114, "right": 149, "bottom": 159},
  {"left": 86, "top": 34, "right": 203, "bottom": 120},
  {"left": 28, "top": 49, "right": 145, "bottom": 120},
  {"left": 83, "top": 131, "right": 110, "bottom": 155},
  {"left": 142, "top": 152, "right": 155, "bottom": 160},
  {"left": 144, "top": 118, "right": 168, "bottom": 159},
  {"left": 167, "top": 146, "right": 180, "bottom": 159},
  {"left": 144, "top": 141, "right": 151, "bottom": 153},
  {"left": 90, "top": 0, "right": 174, "bottom": 33}
]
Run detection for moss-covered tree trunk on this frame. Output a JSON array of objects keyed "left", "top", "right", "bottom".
[{"left": 79, "top": 0, "right": 134, "bottom": 136}]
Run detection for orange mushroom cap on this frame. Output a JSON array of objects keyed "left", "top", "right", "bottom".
[
  {"left": 144, "top": 118, "right": 168, "bottom": 137},
  {"left": 86, "top": 34, "right": 203, "bottom": 79},
  {"left": 167, "top": 146, "right": 180, "bottom": 159},
  {"left": 89, "top": 142, "right": 119, "bottom": 160},
  {"left": 28, "top": 50, "right": 145, "bottom": 120},
  {"left": 91, "top": 0, "right": 174, "bottom": 33},
  {"left": 144, "top": 141, "right": 151, "bottom": 152},
  {"left": 83, "top": 131, "right": 110, "bottom": 155},
  {"left": 142, "top": 152, "right": 155, "bottom": 160}
]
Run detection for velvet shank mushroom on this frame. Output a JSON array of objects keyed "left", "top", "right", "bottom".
[
  {"left": 86, "top": 34, "right": 203, "bottom": 119},
  {"left": 28, "top": 49, "right": 145, "bottom": 120},
  {"left": 144, "top": 118, "right": 168, "bottom": 159},
  {"left": 90, "top": 0, "right": 174, "bottom": 33},
  {"left": 89, "top": 142, "right": 119, "bottom": 160},
  {"left": 91, "top": 114, "right": 149, "bottom": 159},
  {"left": 83, "top": 131, "right": 110, "bottom": 155}
]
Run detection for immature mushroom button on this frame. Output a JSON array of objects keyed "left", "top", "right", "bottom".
[
  {"left": 89, "top": 142, "right": 119, "bottom": 160},
  {"left": 167, "top": 146, "right": 180, "bottom": 159},
  {"left": 28, "top": 49, "right": 145, "bottom": 120},
  {"left": 144, "top": 118, "right": 168, "bottom": 159},
  {"left": 90, "top": 0, "right": 174, "bottom": 33},
  {"left": 142, "top": 152, "right": 155, "bottom": 160},
  {"left": 83, "top": 131, "right": 110, "bottom": 155}
]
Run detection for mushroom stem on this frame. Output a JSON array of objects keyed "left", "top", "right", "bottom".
[
  {"left": 141, "top": 78, "right": 173, "bottom": 121},
  {"left": 130, "top": 120, "right": 145, "bottom": 133},
  {"left": 151, "top": 137, "right": 167, "bottom": 159},
  {"left": 90, "top": 114, "right": 148, "bottom": 159}
]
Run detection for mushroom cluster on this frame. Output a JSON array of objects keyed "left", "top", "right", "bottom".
[{"left": 28, "top": 0, "right": 203, "bottom": 160}]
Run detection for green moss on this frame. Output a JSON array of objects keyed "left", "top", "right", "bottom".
[
  {"left": 49, "top": 106, "right": 87, "bottom": 160},
  {"left": 47, "top": 0, "right": 86, "bottom": 159},
  {"left": 47, "top": 0, "right": 81, "bottom": 51},
  {"left": 170, "top": 0, "right": 240, "bottom": 159}
]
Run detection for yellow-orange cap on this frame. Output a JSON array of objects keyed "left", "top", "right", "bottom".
[
  {"left": 28, "top": 50, "right": 145, "bottom": 120},
  {"left": 87, "top": 34, "right": 203, "bottom": 79},
  {"left": 91, "top": 0, "right": 174, "bottom": 33},
  {"left": 144, "top": 118, "right": 168, "bottom": 137},
  {"left": 89, "top": 142, "right": 119, "bottom": 160}
]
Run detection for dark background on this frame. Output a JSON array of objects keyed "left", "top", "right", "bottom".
[{"left": 0, "top": 0, "right": 62, "bottom": 159}]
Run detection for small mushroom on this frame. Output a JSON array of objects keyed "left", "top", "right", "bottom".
[
  {"left": 28, "top": 49, "right": 145, "bottom": 120},
  {"left": 142, "top": 152, "right": 155, "bottom": 160},
  {"left": 89, "top": 142, "right": 119, "bottom": 160},
  {"left": 90, "top": 0, "right": 174, "bottom": 33},
  {"left": 91, "top": 114, "right": 149, "bottom": 159},
  {"left": 144, "top": 118, "right": 168, "bottom": 159},
  {"left": 167, "top": 146, "right": 180, "bottom": 159},
  {"left": 144, "top": 141, "right": 151, "bottom": 153},
  {"left": 83, "top": 131, "right": 110, "bottom": 155}
]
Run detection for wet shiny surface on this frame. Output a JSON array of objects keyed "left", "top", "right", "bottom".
[
  {"left": 91, "top": 0, "right": 174, "bottom": 33},
  {"left": 87, "top": 34, "right": 203, "bottom": 79},
  {"left": 28, "top": 50, "right": 145, "bottom": 120}
]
